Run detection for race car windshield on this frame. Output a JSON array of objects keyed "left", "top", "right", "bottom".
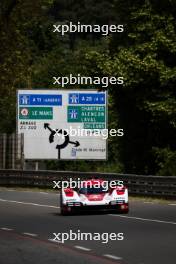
[{"left": 79, "top": 186, "right": 107, "bottom": 194}]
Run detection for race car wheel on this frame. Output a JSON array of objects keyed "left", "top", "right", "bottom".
[
  {"left": 61, "top": 207, "right": 68, "bottom": 216},
  {"left": 120, "top": 203, "right": 129, "bottom": 214},
  {"left": 60, "top": 195, "right": 68, "bottom": 215},
  {"left": 122, "top": 208, "right": 129, "bottom": 214},
  {"left": 60, "top": 204, "right": 73, "bottom": 216}
]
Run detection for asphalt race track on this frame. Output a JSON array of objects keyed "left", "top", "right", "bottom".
[{"left": 0, "top": 189, "right": 176, "bottom": 264}]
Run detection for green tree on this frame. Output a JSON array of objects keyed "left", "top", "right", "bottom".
[
  {"left": 85, "top": 0, "right": 176, "bottom": 175},
  {"left": 0, "top": 0, "right": 54, "bottom": 132}
]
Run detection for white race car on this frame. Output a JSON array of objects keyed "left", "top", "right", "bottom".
[{"left": 60, "top": 179, "right": 129, "bottom": 215}]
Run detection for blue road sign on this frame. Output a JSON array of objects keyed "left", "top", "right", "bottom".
[
  {"left": 68, "top": 109, "right": 78, "bottom": 120},
  {"left": 19, "top": 94, "right": 62, "bottom": 106},
  {"left": 19, "top": 95, "right": 30, "bottom": 105},
  {"left": 69, "top": 93, "right": 105, "bottom": 105}
]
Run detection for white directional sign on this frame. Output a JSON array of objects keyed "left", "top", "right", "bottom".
[{"left": 17, "top": 90, "right": 107, "bottom": 160}]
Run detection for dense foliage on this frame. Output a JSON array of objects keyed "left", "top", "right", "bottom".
[{"left": 0, "top": 0, "right": 175, "bottom": 175}]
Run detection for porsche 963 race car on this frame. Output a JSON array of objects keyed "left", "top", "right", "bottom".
[{"left": 60, "top": 179, "right": 129, "bottom": 215}]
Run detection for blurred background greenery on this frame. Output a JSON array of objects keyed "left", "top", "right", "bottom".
[{"left": 0, "top": 0, "right": 175, "bottom": 175}]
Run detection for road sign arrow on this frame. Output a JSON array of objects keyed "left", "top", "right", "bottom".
[
  {"left": 44, "top": 124, "right": 80, "bottom": 150},
  {"left": 44, "top": 123, "right": 53, "bottom": 132},
  {"left": 55, "top": 129, "right": 70, "bottom": 149},
  {"left": 69, "top": 140, "right": 80, "bottom": 147}
]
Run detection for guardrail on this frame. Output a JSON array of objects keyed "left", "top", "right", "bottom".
[{"left": 0, "top": 169, "right": 176, "bottom": 199}]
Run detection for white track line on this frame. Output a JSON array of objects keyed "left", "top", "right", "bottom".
[
  {"left": 0, "top": 198, "right": 59, "bottom": 209},
  {"left": 109, "top": 214, "right": 176, "bottom": 225},
  {"left": 23, "top": 232, "right": 38, "bottom": 237},
  {"left": 168, "top": 204, "right": 176, "bottom": 206},
  {"left": 0, "top": 190, "right": 58, "bottom": 195},
  {"left": 1, "top": 227, "right": 13, "bottom": 231},
  {"left": 48, "top": 239, "right": 62, "bottom": 243},
  {"left": 74, "top": 246, "right": 91, "bottom": 251},
  {"left": 103, "top": 254, "right": 122, "bottom": 260},
  {"left": 3, "top": 189, "right": 15, "bottom": 192}
]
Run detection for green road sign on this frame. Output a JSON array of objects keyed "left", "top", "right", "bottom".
[
  {"left": 67, "top": 105, "right": 105, "bottom": 123},
  {"left": 19, "top": 107, "right": 53, "bottom": 119}
]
